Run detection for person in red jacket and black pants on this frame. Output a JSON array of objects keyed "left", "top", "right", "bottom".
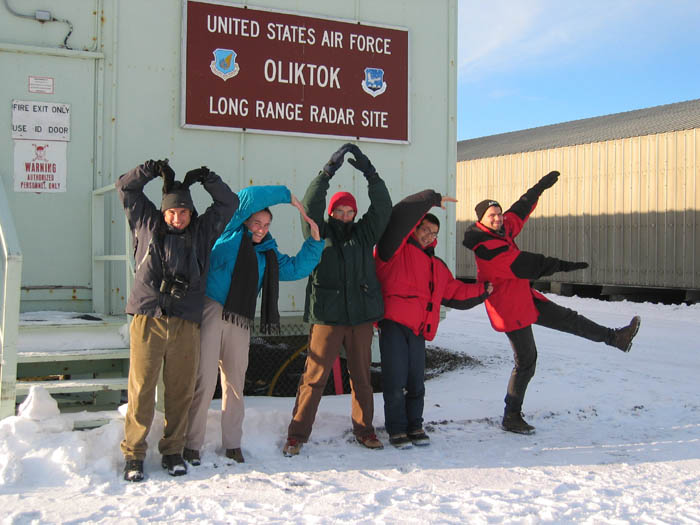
[
  {"left": 462, "top": 170, "right": 641, "bottom": 435},
  {"left": 375, "top": 189, "right": 492, "bottom": 449}
]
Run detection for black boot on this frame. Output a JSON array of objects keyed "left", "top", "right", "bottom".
[
  {"left": 161, "top": 454, "right": 187, "bottom": 476},
  {"left": 225, "top": 448, "right": 245, "bottom": 463},
  {"left": 183, "top": 448, "right": 201, "bottom": 466},
  {"left": 610, "top": 316, "right": 641, "bottom": 352},
  {"left": 123, "top": 459, "right": 144, "bottom": 482},
  {"left": 502, "top": 410, "right": 535, "bottom": 434}
]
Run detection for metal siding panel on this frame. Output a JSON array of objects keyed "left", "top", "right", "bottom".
[
  {"left": 605, "top": 141, "right": 615, "bottom": 283},
  {"left": 648, "top": 134, "right": 659, "bottom": 286},
  {"left": 591, "top": 142, "right": 602, "bottom": 283},
  {"left": 676, "top": 131, "right": 687, "bottom": 286},
  {"left": 695, "top": 129, "right": 700, "bottom": 288},
  {"left": 456, "top": 127, "right": 699, "bottom": 289},
  {"left": 637, "top": 133, "right": 653, "bottom": 285},
  {"left": 622, "top": 138, "right": 632, "bottom": 285},
  {"left": 659, "top": 133, "right": 669, "bottom": 286},
  {"left": 666, "top": 133, "right": 678, "bottom": 287},
  {"left": 630, "top": 136, "right": 641, "bottom": 286}
]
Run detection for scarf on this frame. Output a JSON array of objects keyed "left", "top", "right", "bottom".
[
  {"left": 222, "top": 232, "right": 280, "bottom": 334},
  {"left": 259, "top": 249, "right": 280, "bottom": 334}
]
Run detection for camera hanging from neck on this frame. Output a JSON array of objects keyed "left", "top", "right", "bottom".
[{"left": 154, "top": 222, "right": 193, "bottom": 313}]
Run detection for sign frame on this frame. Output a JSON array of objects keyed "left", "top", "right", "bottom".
[{"left": 180, "top": 0, "right": 411, "bottom": 144}]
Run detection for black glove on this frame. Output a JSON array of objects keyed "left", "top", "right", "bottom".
[
  {"left": 535, "top": 170, "right": 560, "bottom": 191},
  {"left": 323, "top": 143, "right": 354, "bottom": 178},
  {"left": 560, "top": 260, "right": 589, "bottom": 272},
  {"left": 347, "top": 144, "right": 377, "bottom": 178},
  {"left": 185, "top": 166, "right": 211, "bottom": 185},
  {"left": 155, "top": 159, "right": 175, "bottom": 181}
]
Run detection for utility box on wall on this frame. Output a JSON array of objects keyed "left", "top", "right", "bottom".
[{"left": 0, "top": 0, "right": 458, "bottom": 320}]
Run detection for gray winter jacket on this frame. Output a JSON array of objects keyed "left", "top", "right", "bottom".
[{"left": 116, "top": 162, "right": 238, "bottom": 323}]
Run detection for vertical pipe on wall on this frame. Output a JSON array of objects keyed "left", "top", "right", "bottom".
[
  {"left": 92, "top": 0, "right": 106, "bottom": 312},
  {"left": 109, "top": 1, "right": 119, "bottom": 184},
  {"left": 94, "top": 0, "right": 105, "bottom": 187}
]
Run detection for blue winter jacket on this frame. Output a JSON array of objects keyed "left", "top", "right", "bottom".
[{"left": 206, "top": 185, "right": 324, "bottom": 306}]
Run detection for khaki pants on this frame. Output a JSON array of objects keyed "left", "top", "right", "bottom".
[
  {"left": 287, "top": 322, "right": 376, "bottom": 442},
  {"left": 120, "top": 314, "right": 200, "bottom": 460},
  {"left": 186, "top": 297, "right": 250, "bottom": 451}
]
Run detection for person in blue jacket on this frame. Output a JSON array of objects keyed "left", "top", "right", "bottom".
[{"left": 184, "top": 185, "right": 323, "bottom": 465}]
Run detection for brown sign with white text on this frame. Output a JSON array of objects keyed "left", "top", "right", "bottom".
[{"left": 182, "top": 1, "right": 409, "bottom": 142}]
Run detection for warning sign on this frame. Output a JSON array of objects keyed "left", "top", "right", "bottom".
[
  {"left": 13, "top": 141, "right": 67, "bottom": 193},
  {"left": 12, "top": 100, "right": 71, "bottom": 141}
]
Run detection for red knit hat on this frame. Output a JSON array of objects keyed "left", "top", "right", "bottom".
[{"left": 328, "top": 191, "right": 358, "bottom": 215}]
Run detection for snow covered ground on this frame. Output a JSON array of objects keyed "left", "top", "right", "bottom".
[{"left": 1, "top": 294, "right": 699, "bottom": 524}]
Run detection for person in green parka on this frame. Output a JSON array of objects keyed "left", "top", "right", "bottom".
[{"left": 283, "top": 143, "right": 392, "bottom": 456}]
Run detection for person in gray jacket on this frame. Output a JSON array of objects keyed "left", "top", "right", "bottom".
[{"left": 116, "top": 159, "right": 237, "bottom": 482}]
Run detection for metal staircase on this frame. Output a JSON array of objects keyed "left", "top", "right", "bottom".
[
  {"left": 15, "top": 312, "right": 129, "bottom": 412},
  {"left": 0, "top": 182, "right": 133, "bottom": 420}
]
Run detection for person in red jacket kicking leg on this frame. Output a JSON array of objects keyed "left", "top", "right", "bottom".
[
  {"left": 462, "top": 170, "right": 641, "bottom": 435},
  {"left": 375, "top": 189, "right": 492, "bottom": 448}
]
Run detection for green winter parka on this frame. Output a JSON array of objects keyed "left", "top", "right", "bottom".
[{"left": 301, "top": 171, "right": 392, "bottom": 326}]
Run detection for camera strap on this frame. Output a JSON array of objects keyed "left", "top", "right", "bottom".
[{"left": 154, "top": 223, "right": 193, "bottom": 309}]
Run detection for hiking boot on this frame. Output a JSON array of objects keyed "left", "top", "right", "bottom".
[
  {"left": 161, "top": 454, "right": 188, "bottom": 476},
  {"left": 123, "top": 459, "right": 144, "bottom": 482},
  {"left": 183, "top": 448, "right": 201, "bottom": 466},
  {"left": 388, "top": 434, "right": 413, "bottom": 449},
  {"left": 357, "top": 433, "right": 384, "bottom": 450},
  {"left": 283, "top": 438, "right": 302, "bottom": 457},
  {"left": 225, "top": 448, "right": 245, "bottom": 463},
  {"left": 502, "top": 411, "right": 535, "bottom": 435},
  {"left": 408, "top": 429, "right": 430, "bottom": 447},
  {"left": 611, "top": 316, "right": 641, "bottom": 352}
]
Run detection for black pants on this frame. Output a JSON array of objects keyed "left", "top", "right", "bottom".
[
  {"left": 378, "top": 319, "right": 426, "bottom": 436},
  {"left": 503, "top": 298, "right": 615, "bottom": 413}
]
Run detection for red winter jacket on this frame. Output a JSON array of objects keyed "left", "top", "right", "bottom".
[
  {"left": 375, "top": 190, "right": 489, "bottom": 341},
  {"left": 462, "top": 178, "right": 580, "bottom": 332}
]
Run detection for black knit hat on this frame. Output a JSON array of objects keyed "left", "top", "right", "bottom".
[
  {"left": 161, "top": 188, "right": 194, "bottom": 212},
  {"left": 475, "top": 199, "right": 501, "bottom": 221},
  {"left": 159, "top": 161, "right": 196, "bottom": 212}
]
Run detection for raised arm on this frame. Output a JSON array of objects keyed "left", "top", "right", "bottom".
[
  {"left": 346, "top": 145, "right": 392, "bottom": 244},
  {"left": 507, "top": 170, "right": 560, "bottom": 221},
  {"left": 376, "top": 190, "right": 442, "bottom": 262},
  {"left": 115, "top": 160, "right": 163, "bottom": 231},
  {"left": 187, "top": 167, "right": 239, "bottom": 241},
  {"left": 301, "top": 144, "right": 355, "bottom": 237}
]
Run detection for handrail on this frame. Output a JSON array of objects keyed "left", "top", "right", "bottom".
[
  {"left": 91, "top": 183, "right": 133, "bottom": 314},
  {"left": 0, "top": 181, "right": 23, "bottom": 419}
]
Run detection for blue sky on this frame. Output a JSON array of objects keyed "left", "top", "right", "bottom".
[{"left": 457, "top": 0, "right": 700, "bottom": 140}]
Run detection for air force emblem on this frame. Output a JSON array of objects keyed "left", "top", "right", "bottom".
[
  {"left": 210, "top": 49, "right": 240, "bottom": 81},
  {"left": 361, "top": 67, "right": 387, "bottom": 97}
]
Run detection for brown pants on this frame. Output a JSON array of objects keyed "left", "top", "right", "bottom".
[
  {"left": 120, "top": 314, "right": 200, "bottom": 460},
  {"left": 287, "top": 322, "right": 376, "bottom": 442}
]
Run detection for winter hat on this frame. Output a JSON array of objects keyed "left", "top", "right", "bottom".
[
  {"left": 475, "top": 199, "right": 501, "bottom": 221},
  {"left": 328, "top": 191, "right": 358, "bottom": 215},
  {"left": 161, "top": 187, "right": 194, "bottom": 211},
  {"left": 160, "top": 161, "right": 196, "bottom": 212}
]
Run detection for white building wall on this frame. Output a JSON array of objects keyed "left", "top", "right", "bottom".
[{"left": 0, "top": 0, "right": 458, "bottom": 316}]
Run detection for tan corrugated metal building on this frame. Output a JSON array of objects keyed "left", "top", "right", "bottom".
[{"left": 456, "top": 99, "right": 700, "bottom": 298}]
